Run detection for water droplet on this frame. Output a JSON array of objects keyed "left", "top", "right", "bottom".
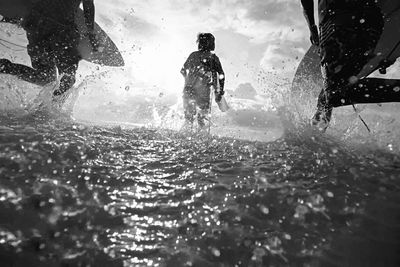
[
  {"left": 349, "top": 76, "right": 358, "bottom": 84},
  {"left": 211, "top": 247, "right": 220, "bottom": 257},
  {"left": 294, "top": 205, "right": 309, "bottom": 219},
  {"left": 251, "top": 247, "right": 266, "bottom": 261},
  {"left": 260, "top": 205, "right": 269, "bottom": 214}
]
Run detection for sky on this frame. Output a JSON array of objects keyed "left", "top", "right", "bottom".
[
  {"left": 2, "top": 0, "right": 399, "bottom": 99},
  {"left": 95, "top": 0, "right": 311, "bottom": 94}
]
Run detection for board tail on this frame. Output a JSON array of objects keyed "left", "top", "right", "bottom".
[
  {"left": 76, "top": 8, "right": 124, "bottom": 67},
  {"left": 217, "top": 96, "right": 230, "bottom": 112}
]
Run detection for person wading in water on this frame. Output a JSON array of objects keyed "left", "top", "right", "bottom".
[{"left": 180, "top": 33, "right": 225, "bottom": 129}]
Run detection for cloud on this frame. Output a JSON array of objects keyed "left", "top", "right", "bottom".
[
  {"left": 93, "top": 0, "right": 311, "bottom": 92},
  {"left": 101, "top": 0, "right": 308, "bottom": 43}
]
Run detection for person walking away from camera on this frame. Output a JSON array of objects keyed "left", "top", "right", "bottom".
[
  {"left": 0, "top": 0, "right": 97, "bottom": 97},
  {"left": 180, "top": 33, "right": 225, "bottom": 128}
]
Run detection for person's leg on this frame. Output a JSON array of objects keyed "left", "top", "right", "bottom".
[
  {"left": 311, "top": 66, "right": 334, "bottom": 129},
  {"left": 197, "top": 107, "right": 209, "bottom": 128},
  {"left": 53, "top": 28, "right": 81, "bottom": 96},
  {"left": 313, "top": 7, "right": 383, "bottom": 130},
  {"left": 196, "top": 87, "right": 211, "bottom": 128},
  {"left": 0, "top": 29, "right": 57, "bottom": 85},
  {"left": 183, "top": 87, "right": 196, "bottom": 125},
  {"left": 0, "top": 56, "right": 56, "bottom": 86},
  {"left": 54, "top": 62, "right": 79, "bottom": 96}
]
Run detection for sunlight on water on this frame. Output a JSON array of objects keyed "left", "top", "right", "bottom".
[{"left": 0, "top": 113, "right": 399, "bottom": 266}]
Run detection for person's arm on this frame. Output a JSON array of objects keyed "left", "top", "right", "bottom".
[
  {"left": 215, "top": 56, "right": 225, "bottom": 91},
  {"left": 300, "top": 0, "right": 319, "bottom": 45},
  {"left": 0, "top": 17, "right": 22, "bottom": 25},
  {"left": 181, "top": 53, "right": 194, "bottom": 77},
  {"left": 82, "top": 0, "right": 97, "bottom": 49},
  {"left": 83, "top": 0, "right": 95, "bottom": 32},
  {"left": 214, "top": 55, "right": 225, "bottom": 101},
  {"left": 180, "top": 62, "right": 187, "bottom": 77}
]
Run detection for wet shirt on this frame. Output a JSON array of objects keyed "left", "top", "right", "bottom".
[
  {"left": 318, "top": 0, "right": 380, "bottom": 23},
  {"left": 181, "top": 50, "right": 224, "bottom": 89},
  {"left": 318, "top": 0, "right": 383, "bottom": 50}
]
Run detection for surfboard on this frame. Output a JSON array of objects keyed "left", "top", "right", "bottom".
[
  {"left": 291, "top": 45, "right": 323, "bottom": 98},
  {"left": 0, "top": 2, "right": 124, "bottom": 67},
  {"left": 217, "top": 96, "right": 230, "bottom": 112},
  {"left": 75, "top": 9, "right": 124, "bottom": 67},
  {"left": 215, "top": 77, "right": 230, "bottom": 112},
  {"left": 358, "top": 1, "right": 400, "bottom": 77}
]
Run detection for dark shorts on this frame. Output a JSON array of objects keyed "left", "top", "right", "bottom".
[
  {"left": 25, "top": 22, "right": 81, "bottom": 73},
  {"left": 318, "top": 6, "right": 383, "bottom": 107}
]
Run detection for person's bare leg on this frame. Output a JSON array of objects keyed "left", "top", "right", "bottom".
[
  {"left": 311, "top": 67, "right": 334, "bottom": 131},
  {"left": 0, "top": 58, "right": 56, "bottom": 86},
  {"left": 197, "top": 95, "right": 211, "bottom": 129},
  {"left": 53, "top": 63, "right": 78, "bottom": 96},
  {"left": 183, "top": 97, "right": 196, "bottom": 125},
  {"left": 197, "top": 109, "right": 207, "bottom": 128}
]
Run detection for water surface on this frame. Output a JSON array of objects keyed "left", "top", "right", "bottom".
[{"left": 0, "top": 114, "right": 399, "bottom": 267}]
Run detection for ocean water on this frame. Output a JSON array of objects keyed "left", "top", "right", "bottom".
[{"left": 0, "top": 107, "right": 399, "bottom": 267}]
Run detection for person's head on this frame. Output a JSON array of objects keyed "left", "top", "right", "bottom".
[{"left": 197, "top": 33, "right": 215, "bottom": 51}]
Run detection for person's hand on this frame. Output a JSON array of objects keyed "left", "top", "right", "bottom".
[
  {"left": 88, "top": 32, "right": 99, "bottom": 52},
  {"left": 378, "top": 59, "right": 395, "bottom": 74},
  {"left": 0, "top": 58, "right": 11, "bottom": 72},
  {"left": 215, "top": 90, "right": 224, "bottom": 102},
  {"left": 53, "top": 88, "right": 64, "bottom": 97},
  {"left": 310, "top": 24, "right": 319, "bottom": 46}
]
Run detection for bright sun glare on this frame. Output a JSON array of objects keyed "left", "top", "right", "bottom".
[{"left": 126, "top": 36, "right": 187, "bottom": 95}]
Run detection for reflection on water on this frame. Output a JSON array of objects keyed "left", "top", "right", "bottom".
[{"left": 0, "top": 115, "right": 399, "bottom": 267}]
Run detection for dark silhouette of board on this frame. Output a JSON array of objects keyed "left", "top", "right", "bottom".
[
  {"left": 76, "top": 9, "right": 124, "bottom": 67},
  {"left": 358, "top": 0, "right": 400, "bottom": 77}
]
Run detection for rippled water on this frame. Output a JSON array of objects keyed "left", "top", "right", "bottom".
[{"left": 0, "top": 113, "right": 399, "bottom": 267}]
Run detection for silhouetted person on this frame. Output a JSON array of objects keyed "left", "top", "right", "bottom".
[
  {"left": 301, "top": 0, "right": 400, "bottom": 131},
  {"left": 180, "top": 33, "right": 225, "bottom": 128},
  {"left": 0, "top": 0, "right": 97, "bottom": 97}
]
